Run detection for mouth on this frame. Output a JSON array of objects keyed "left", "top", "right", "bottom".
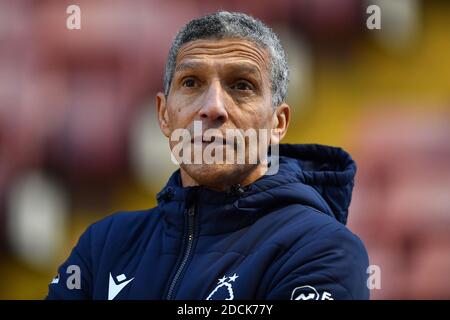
[{"left": 191, "top": 136, "right": 228, "bottom": 146}]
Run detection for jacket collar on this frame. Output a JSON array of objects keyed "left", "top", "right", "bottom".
[{"left": 156, "top": 144, "right": 357, "bottom": 236}]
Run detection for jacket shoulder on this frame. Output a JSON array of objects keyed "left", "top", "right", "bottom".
[
  {"left": 263, "top": 205, "right": 369, "bottom": 299},
  {"left": 87, "top": 207, "right": 161, "bottom": 247},
  {"left": 262, "top": 204, "right": 357, "bottom": 250}
]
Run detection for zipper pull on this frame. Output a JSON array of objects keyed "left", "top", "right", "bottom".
[{"left": 188, "top": 206, "right": 195, "bottom": 216}]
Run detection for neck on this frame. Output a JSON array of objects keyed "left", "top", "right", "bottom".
[{"left": 180, "top": 164, "right": 268, "bottom": 191}]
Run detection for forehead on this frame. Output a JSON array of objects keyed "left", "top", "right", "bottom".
[{"left": 175, "top": 38, "right": 270, "bottom": 75}]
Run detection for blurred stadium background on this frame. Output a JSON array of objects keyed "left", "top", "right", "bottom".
[{"left": 0, "top": 0, "right": 449, "bottom": 299}]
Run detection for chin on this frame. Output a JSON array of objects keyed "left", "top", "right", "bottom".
[{"left": 181, "top": 163, "right": 255, "bottom": 190}]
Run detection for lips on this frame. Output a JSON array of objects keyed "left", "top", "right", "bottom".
[{"left": 191, "top": 135, "right": 227, "bottom": 145}]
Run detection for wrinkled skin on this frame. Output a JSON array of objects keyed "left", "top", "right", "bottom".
[{"left": 157, "top": 38, "right": 290, "bottom": 191}]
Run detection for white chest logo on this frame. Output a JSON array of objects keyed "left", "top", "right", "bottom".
[
  {"left": 291, "top": 285, "right": 334, "bottom": 300},
  {"left": 108, "top": 273, "right": 134, "bottom": 300},
  {"left": 206, "top": 273, "right": 239, "bottom": 300}
]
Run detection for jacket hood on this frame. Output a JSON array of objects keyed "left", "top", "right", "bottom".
[{"left": 157, "top": 144, "right": 356, "bottom": 226}]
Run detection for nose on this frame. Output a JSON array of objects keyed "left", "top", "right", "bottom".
[{"left": 198, "top": 80, "right": 228, "bottom": 125}]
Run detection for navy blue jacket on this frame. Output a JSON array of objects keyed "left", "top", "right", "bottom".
[{"left": 47, "top": 144, "right": 369, "bottom": 300}]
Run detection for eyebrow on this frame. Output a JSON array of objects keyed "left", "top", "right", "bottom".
[
  {"left": 175, "top": 61, "right": 263, "bottom": 81},
  {"left": 175, "top": 61, "right": 204, "bottom": 73},
  {"left": 228, "top": 64, "right": 261, "bottom": 77}
]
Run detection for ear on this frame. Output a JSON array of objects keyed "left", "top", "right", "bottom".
[
  {"left": 270, "top": 103, "right": 290, "bottom": 144},
  {"left": 156, "top": 92, "right": 171, "bottom": 138}
]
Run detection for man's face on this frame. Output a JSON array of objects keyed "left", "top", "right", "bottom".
[{"left": 157, "top": 38, "right": 288, "bottom": 189}]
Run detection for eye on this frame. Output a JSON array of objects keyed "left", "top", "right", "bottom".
[
  {"left": 182, "top": 77, "right": 198, "bottom": 88},
  {"left": 231, "top": 80, "right": 254, "bottom": 91}
]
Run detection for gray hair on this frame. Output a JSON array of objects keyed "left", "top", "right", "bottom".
[{"left": 163, "top": 11, "right": 289, "bottom": 107}]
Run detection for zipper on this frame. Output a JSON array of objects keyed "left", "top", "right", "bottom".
[{"left": 166, "top": 203, "right": 196, "bottom": 299}]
